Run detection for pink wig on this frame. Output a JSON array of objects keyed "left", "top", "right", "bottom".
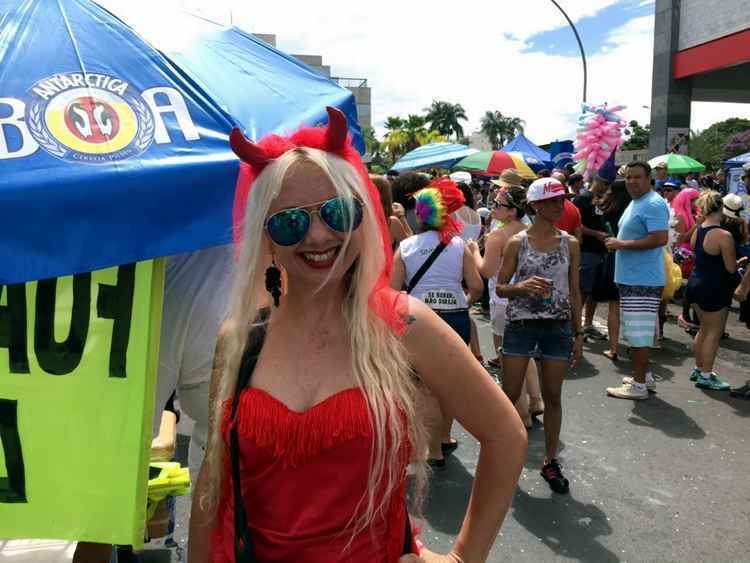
[{"left": 672, "top": 188, "right": 700, "bottom": 231}]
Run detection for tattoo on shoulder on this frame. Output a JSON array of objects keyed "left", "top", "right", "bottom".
[{"left": 406, "top": 314, "right": 417, "bottom": 325}]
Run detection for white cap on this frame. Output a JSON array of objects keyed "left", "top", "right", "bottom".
[
  {"left": 477, "top": 207, "right": 491, "bottom": 219},
  {"left": 526, "top": 178, "right": 568, "bottom": 203},
  {"left": 449, "top": 171, "right": 472, "bottom": 184}
]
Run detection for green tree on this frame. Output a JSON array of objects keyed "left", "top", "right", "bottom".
[
  {"left": 690, "top": 118, "right": 750, "bottom": 169},
  {"left": 724, "top": 129, "right": 750, "bottom": 159},
  {"left": 380, "top": 114, "right": 447, "bottom": 167},
  {"left": 621, "top": 120, "right": 650, "bottom": 150},
  {"left": 424, "top": 100, "right": 468, "bottom": 140},
  {"left": 362, "top": 125, "right": 380, "bottom": 157},
  {"left": 480, "top": 111, "right": 526, "bottom": 149},
  {"left": 384, "top": 116, "right": 405, "bottom": 132},
  {"left": 501, "top": 116, "right": 525, "bottom": 146},
  {"left": 480, "top": 111, "right": 504, "bottom": 149}
]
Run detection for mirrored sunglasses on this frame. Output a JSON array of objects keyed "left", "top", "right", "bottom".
[{"left": 265, "top": 196, "right": 364, "bottom": 246}]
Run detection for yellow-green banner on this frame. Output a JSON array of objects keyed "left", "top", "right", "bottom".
[{"left": 0, "top": 260, "right": 163, "bottom": 549}]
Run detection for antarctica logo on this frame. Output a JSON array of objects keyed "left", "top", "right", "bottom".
[{"left": 25, "top": 72, "right": 154, "bottom": 164}]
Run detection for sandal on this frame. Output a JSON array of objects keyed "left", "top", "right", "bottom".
[
  {"left": 730, "top": 381, "right": 750, "bottom": 399},
  {"left": 603, "top": 350, "right": 618, "bottom": 362},
  {"left": 529, "top": 398, "right": 544, "bottom": 417}
]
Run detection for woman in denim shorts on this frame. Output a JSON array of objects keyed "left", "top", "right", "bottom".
[{"left": 496, "top": 178, "right": 583, "bottom": 494}]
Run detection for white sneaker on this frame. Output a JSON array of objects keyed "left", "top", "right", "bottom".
[
  {"left": 606, "top": 382, "right": 649, "bottom": 400},
  {"left": 621, "top": 376, "right": 656, "bottom": 392}
]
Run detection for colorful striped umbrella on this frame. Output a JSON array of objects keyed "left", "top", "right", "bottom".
[
  {"left": 648, "top": 154, "right": 706, "bottom": 174},
  {"left": 453, "top": 151, "right": 537, "bottom": 178}
]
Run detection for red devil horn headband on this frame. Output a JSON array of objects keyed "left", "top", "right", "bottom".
[
  {"left": 323, "top": 106, "right": 348, "bottom": 151},
  {"left": 229, "top": 106, "right": 349, "bottom": 167},
  {"left": 229, "top": 128, "right": 268, "bottom": 166}
]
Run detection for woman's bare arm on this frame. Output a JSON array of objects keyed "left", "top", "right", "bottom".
[{"left": 404, "top": 298, "right": 526, "bottom": 562}]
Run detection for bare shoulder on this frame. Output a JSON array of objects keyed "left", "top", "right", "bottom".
[{"left": 564, "top": 231, "right": 580, "bottom": 250}]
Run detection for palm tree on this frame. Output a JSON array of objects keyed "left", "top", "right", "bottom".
[
  {"left": 480, "top": 112, "right": 527, "bottom": 149},
  {"left": 362, "top": 125, "right": 380, "bottom": 157},
  {"left": 402, "top": 114, "right": 430, "bottom": 152},
  {"left": 480, "top": 111, "right": 505, "bottom": 150},
  {"left": 424, "top": 100, "right": 468, "bottom": 140},
  {"left": 384, "top": 116, "right": 405, "bottom": 132},
  {"left": 502, "top": 116, "right": 526, "bottom": 145}
]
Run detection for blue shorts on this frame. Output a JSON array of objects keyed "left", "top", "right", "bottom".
[
  {"left": 503, "top": 319, "right": 572, "bottom": 361},
  {"left": 436, "top": 309, "right": 471, "bottom": 345}
]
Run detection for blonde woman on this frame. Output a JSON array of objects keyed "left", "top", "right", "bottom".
[
  {"left": 686, "top": 191, "right": 741, "bottom": 390},
  {"left": 188, "top": 108, "right": 526, "bottom": 563}
]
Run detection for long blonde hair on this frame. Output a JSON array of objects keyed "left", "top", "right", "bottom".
[{"left": 203, "top": 147, "right": 428, "bottom": 537}]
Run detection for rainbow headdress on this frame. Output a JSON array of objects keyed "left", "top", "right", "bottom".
[{"left": 414, "top": 177, "right": 465, "bottom": 244}]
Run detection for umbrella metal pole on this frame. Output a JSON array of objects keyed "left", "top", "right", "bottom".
[{"left": 548, "top": 0, "right": 588, "bottom": 103}]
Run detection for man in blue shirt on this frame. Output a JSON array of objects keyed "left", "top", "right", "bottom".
[{"left": 603, "top": 162, "right": 669, "bottom": 400}]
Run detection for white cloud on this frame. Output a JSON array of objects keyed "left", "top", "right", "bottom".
[{"left": 99, "top": 0, "right": 749, "bottom": 144}]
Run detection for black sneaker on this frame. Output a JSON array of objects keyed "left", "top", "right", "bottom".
[{"left": 541, "top": 459, "right": 569, "bottom": 494}]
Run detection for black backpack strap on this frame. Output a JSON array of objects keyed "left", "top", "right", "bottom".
[
  {"left": 230, "top": 309, "right": 269, "bottom": 563},
  {"left": 406, "top": 243, "right": 447, "bottom": 294},
  {"left": 402, "top": 504, "right": 413, "bottom": 555}
]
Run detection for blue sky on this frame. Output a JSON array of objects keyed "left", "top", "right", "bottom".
[
  {"left": 102, "top": 0, "right": 748, "bottom": 143},
  {"left": 521, "top": 0, "right": 655, "bottom": 57}
]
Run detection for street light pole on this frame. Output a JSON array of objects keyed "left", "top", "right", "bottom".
[{"left": 548, "top": 0, "right": 588, "bottom": 103}]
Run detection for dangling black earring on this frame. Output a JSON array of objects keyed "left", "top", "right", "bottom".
[{"left": 265, "top": 259, "right": 282, "bottom": 307}]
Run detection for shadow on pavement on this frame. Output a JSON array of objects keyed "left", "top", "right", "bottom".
[
  {"left": 524, "top": 426, "right": 565, "bottom": 468},
  {"left": 628, "top": 396, "right": 706, "bottom": 439},
  {"left": 697, "top": 388, "right": 750, "bottom": 418},
  {"left": 716, "top": 335, "right": 750, "bottom": 355},
  {"left": 512, "top": 489, "right": 619, "bottom": 563},
  {"left": 568, "top": 354, "right": 600, "bottom": 379},
  {"left": 414, "top": 457, "right": 474, "bottom": 535}
]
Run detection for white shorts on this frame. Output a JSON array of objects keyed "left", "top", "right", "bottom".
[{"left": 490, "top": 302, "right": 508, "bottom": 337}]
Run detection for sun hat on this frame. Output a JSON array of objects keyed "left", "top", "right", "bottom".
[
  {"left": 723, "top": 193, "right": 744, "bottom": 219},
  {"left": 490, "top": 168, "right": 524, "bottom": 189},
  {"left": 654, "top": 161, "right": 667, "bottom": 170},
  {"left": 526, "top": 178, "right": 568, "bottom": 203}
]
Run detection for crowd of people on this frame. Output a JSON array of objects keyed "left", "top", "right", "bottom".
[
  {"left": 72, "top": 109, "right": 750, "bottom": 562},
  {"left": 371, "top": 156, "right": 750, "bottom": 505}
]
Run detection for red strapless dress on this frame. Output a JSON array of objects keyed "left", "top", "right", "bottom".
[{"left": 211, "top": 387, "right": 414, "bottom": 562}]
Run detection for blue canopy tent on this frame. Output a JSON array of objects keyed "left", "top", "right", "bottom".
[
  {"left": 0, "top": 0, "right": 363, "bottom": 284},
  {"left": 501, "top": 133, "right": 552, "bottom": 170},
  {"left": 390, "top": 142, "right": 478, "bottom": 172},
  {"left": 725, "top": 151, "right": 750, "bottom": 168}
]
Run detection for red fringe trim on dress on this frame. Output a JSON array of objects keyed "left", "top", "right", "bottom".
[{"left": 221, "top": 388, "right": 373, "bottom": 469}]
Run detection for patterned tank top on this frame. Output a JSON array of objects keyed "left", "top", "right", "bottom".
[{"left": 507, "top": 231, "right": 571, "bottom": 322}]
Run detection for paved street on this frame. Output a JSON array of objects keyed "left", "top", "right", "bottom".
[{"left": 3, "top": 304, "right": 748, "bottom": 563}]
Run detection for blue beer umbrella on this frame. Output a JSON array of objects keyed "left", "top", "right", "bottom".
[{"left": 0, "top": 0, "right": 363, "bottom": 284}]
